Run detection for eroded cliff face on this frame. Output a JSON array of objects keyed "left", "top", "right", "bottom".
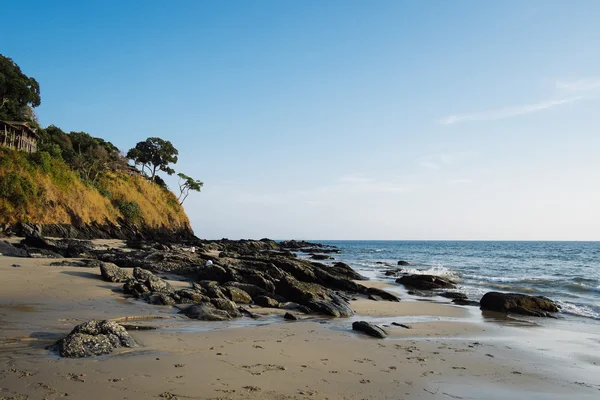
[{"left": 0, "top": 148, "right": 194, "bottom": 241}]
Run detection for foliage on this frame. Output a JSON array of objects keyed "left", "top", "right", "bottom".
[
  {"left": 36, "top": 125, "right": 127, "bottom": 183},
  {"left": 0, "top": 55, "right": 195, "bottom": 231},
  {"left": 116, "top": 200, "right": 142, "bottom": 223},
  {"left": 0, "top": 173, "right": 37, "bottom": 208},
  {"left": 0, "top": 54, "right": 41, "bottom": 122},
  {"left": 126, "top": 137, "right": 178, "bottom": 181},
  {"left": 154, "top": 175, "right": 169, "bottom": 191},
  {"left": 176, "top": 172, "right": 203, "bottom": 205}
]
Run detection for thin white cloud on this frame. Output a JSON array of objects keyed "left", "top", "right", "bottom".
[
  {"left": 419, "top": 161, "right": 439, "bottom": 170},
  {"left": 440, "top": 97, "right": 582, "bottom": 125},
  {"left": 556, "top": 78, "right": 600, "bottom": 92},
  {"left": 419, "top": 151, "right": 479, "bottom": 170},
  {"left": 447, "top": 178, "right": 472, "bottom": 185}
]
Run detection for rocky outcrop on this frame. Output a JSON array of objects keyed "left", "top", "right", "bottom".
[
  {"left": 398, "top": 261, "right": 411, "bottom": 266},
  {"left": 480, "top": 292, "right": 559, "bottom": 317},
  {"left": 56, "top": 320, "right": 137, "bottom": 358},
  {"left": 352, "top": 321, "right": 387, "bottom": 338},
  {"left": 0, "top": 240, "right": 29, "bottom": 257},
  {"left": 396, "top": 274, "right": 456, "bottom": 290},
  {"left": 13, "top": 222, "right": 195, "bottom": 243},
  {"left": 14, "top": 233, "right": 364, "bottom": 319}
]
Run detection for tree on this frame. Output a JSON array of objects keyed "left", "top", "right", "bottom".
[
  {"left": 126, "top": 137, "right": 178, "bottom": 181},
  {"left": 0, "top": 55, "right": 41, "bottom": 122},
  {"left": 177, "top": 173, "right": 203, "bottom": 205}
]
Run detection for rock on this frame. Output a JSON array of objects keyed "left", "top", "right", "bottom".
[
  {"left": 329, "top": 262, "right": 368, "bottom": 281},
  {"left": 367, "top": 287, "right": 400, "bottom": 302},
  {"left": 224, "top": 286, "right": 252, "bottom": 304},
  {"left": 147, "top": 275, "right": 174, "bottom": 294},
  {"left": 439, "top": 291, "right": 468, "bottom": 300},
  {"left": 180, "top": 303, "right": 235, "bottom": 321},
  {"left": 196, "top": 264, "right": 234, "bottom": 283},
  {"left": 396, "top": 274, "right": 456, "bottom": 290},
  {"left": 397, "top": 261, "right": 411, "bottom": 266},
  {"left": 391, "top": 322, "right": 411, "bottom": 329},
  {"left": 275, "top": 276, "right": 354, "bottom": 317},
  {"left": 195, "top": 281, "right": 228, "bottom": 299},
  {"left": 384, "top": 269, "right": 402, "bottom": 277},
  {"left": 352, "top": 321, "right": 387, "bottom": 338},
  {"left": 310, "top": 254, "right": 332, "bottom": 260},
  {"left": 453, "top": 298, "right": 480, "bottom": 306},
  {"left": 254, "top": 295, "right": 280, "bottom": 308},
  {"left": 210, "top": 298, "right": 240, "bottom": 315},
  {"left": 147, "top": 293, "right": 176, "bottom": 306},
  {"left": 99, "top": 262, "right": 129, "bottom": 283},
  {"left": 175, "top": 288, "right": 208, "bottom": 304},
  {"left": 0, "top": 240, "right": 29, "bottom": 257},
  {"left": 56, "top": 320, "right": 137, "bottom": 358},
  {"left": 480, "top": 292, "right": 559, "bottom": 317},
  {"left": 223, "top": 282, "right": 266, "bottom": 298},
  {"left": 284, "top": 312, "right": 297, "bottom": 321},
  {"left": 133, "top": 267, "right": 154, "bottom": 281}
]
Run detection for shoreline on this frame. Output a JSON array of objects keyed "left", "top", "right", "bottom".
[{"left": 1, "top": 239, "right": 599, "bottom": 399}]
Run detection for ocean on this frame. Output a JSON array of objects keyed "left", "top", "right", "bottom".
[{"left": 315, "top": 241, "right": 600, "bottom": 322}]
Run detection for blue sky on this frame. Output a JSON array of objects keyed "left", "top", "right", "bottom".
[{"left": 2, "top": 1, "right": 599, "bottom": 240}]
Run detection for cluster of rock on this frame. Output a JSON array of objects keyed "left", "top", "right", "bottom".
[{"left": 89, "top": 239, "right": 403, "bottom": 319}]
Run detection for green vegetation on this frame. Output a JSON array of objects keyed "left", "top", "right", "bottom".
[
  {"left": 177, "top": 173, "right": 203, "bottom": 205},
  {"left": 127, "top": 137, "right": 178, "bottom": 182},
  {"left": 0, "top": 55, "right": 41, "bottom": 122},
  {"left": 0, "top": 53, "right": 201, "bottom": 230}
]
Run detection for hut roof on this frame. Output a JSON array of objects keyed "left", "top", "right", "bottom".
[{"left": 0, "top": 121, "right": 38, "bottom": 138}]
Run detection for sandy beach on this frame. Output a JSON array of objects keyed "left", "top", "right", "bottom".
[{"left": 1, "top": 246, "right": 599, "bottom": 400}]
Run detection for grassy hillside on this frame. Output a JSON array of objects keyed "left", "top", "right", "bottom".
[{"left": 0, "top": 147, "right": 190, "bottom": 230}]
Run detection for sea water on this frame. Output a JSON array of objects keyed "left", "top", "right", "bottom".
[{"left": 316, "top": 241, "right": 600, "bottom": 323}]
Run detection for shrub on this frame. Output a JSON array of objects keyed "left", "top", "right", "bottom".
[
  {"left": 116, "top": 200, "right": 142, "bottom": 223},
  {"left": 29, "top": 151, "right": 53, "bottom": 173},
  {"left": 0, "top": 173, "right": 37, "bottom": 207}
]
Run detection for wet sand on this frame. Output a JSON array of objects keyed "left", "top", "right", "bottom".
[{"left": 1, "top": 249, "right": 599, "bottom": 399}]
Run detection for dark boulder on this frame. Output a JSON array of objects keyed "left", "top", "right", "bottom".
[
  {"left": 396, "top": 274, "right": 456, "bottom": 290},
  {"left": 367, "top": 287, "right": 400, "bottom": 302},
  {"left": 276, "top": 276, "right": 354, "bottom": 317},
  {"left": 254, "top": 295, "right": 280, "bottom": 308},
  {"left": 352, "top": 321, "right": 387, "bottom": 338},
  {"left": 56, "top": 320, "right": 137, "bottom": 358},
  {"left": 99, "top": 262, "right": 129, "bottom": 283},
  {"left": 310, "top": 254, "right": 332, "bottom": 260},
  {"left": 329, "top": 262, "right": 368, "bottom": 281},
  {"left": 453, "top": 298, "right": 480, "bottom": 306},
  {"left": 397, "top": 261, "right": 411, "bottom": 266},
  {"left": 480, "top": 292, "right": 559, "bottom": 317},
  {"left": 180, "top": 303, "right": 236, "bottom": 321},
  {"left": 284, "top": 312, "right": 297, "bottom": 321},
  {"left": 0, "top": 240, "right": 29, "bottom": 257},
  {"left": 439, "top": 291, "right": 468, "bottom": 300}
]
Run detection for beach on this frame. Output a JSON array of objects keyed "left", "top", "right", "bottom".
[{"left": 1, "top": 241, "right": 599, "bottom": 400}]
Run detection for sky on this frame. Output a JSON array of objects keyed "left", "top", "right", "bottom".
[{"left": 2, "top": 0, "right": 599, "bottom": 240}]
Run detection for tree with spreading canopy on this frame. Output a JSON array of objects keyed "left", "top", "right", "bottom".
[
  {"left": 126, "top": 137, "right": 178, "bottom": 181},
  {"left": 177, "top": 173, "right": 203, "bottom": 205},
  {"left": 0, "top": 54, "right": 41, "bottom": 122}
]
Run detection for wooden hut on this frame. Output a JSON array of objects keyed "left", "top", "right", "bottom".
[{"left": 0, "top": 121, "right": 38, "bottom": 153}]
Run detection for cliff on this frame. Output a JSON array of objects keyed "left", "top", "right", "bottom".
[{"left": 0, "top": 147, "right": 193, "bottom": 241}]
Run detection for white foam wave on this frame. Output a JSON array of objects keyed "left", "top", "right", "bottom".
[
  {"left": 558, "top": 301, "right": 600, "bottom": 320},
  {"left": 399, "top": 264, "right": 459, "bottom": 280}
]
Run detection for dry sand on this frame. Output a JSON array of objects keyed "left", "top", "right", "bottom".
[{"left": 1, "top": 251, "right": 599, "bottom": 399}]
